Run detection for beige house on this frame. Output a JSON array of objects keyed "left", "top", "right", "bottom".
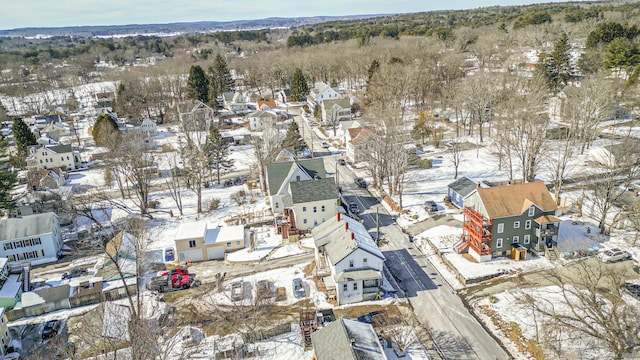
[
  {"left": 27, "top": 144, "right": 79, "bottom": 171},
  {"left": 174, "top": 221, "right": 245, "bottom": 263},
  {"left": 320, "top": 98, "right": 351, "bottom": 125}
]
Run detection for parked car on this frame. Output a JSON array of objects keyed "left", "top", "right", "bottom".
[
  {"left": 62, "top": 268, "right": 87, "bottom": 280},
  {"left": 256, "top": 280, "right": 272, "bottom": 298},
  {"left": 339, "top": 158, "right": 346, "bottom": 166},
  {"left": 230, "top": 281, "right": 245, "bottom": 301},
  {"left": 321, "top": 141, "right": 330, "bottom": 148},
  {"left": 307, "top": 120, "right": 319, "bottom": 126},
  {"left": 354, "top": 177, "right": 367, "bottom": 188},
  {"left": 625, "top": 282, "right": 640, "bottom": 298},
  {"left": 425, "top": 200, "right": 438, "bottom": 213},
  {"left": 348, "top": 203, "right": 360, "bottom": 214},
  {"left": 292, "top": 278, "right": 306, "bottom": 298},
  {"left": 598, "top": 248, "right": 631, "bottom": 263},
  {"left": 42, "top": 320, "right": 61, "bottom": 340}
]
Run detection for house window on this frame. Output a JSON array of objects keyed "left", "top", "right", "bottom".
[
  {"left": 49, "top": 158, "right": 53, "bottom": 162},
  {"left": 343, "top": 284, "right": 348, "bottom": 291},
  {"left": 496, "top": 238, "right": 503, "bottom": 248},
  {"left": 497, "top": 223, "right": 504, "bottom": 234},
  {"left": 66, "top": 156, "right": 70, "bottom": 160},
  {"left": 226, "top": 242, "right": 231, "bottom": 248},
  {"left": 296, "top": 176, "right": 301, "bottom": 181},
  {"left": 321, "top": 205, "right": 325, "bottom": 212},
  {"left": 188, "top": 240, "right": 196, "bottom": 248},
  {"left": 303, "top": 219, "right": 308, "bottom": 224},
  {"left": 236, "top": 240, "right": 241, "bottom": 246},
  {"left": 39, "top": 160, "right": 42, "bottom": 164},
  {"left": 514, "top": 221, "right": 520, "bottom": 229},
  {"left": 524, "top": 235, "right": 530, "bottom": 244},
  {"left": 313, "top": 207, "right": 317, "bottom": 213},
  {"left": 61, "top": 157, "right": 64, "bottom": 161},
  {"left": 349, "top": 259, "right": 354, "bottom": 268},
  {"left": 303, "top": 206, "right": 307, "bottom": 212},
  {"left": 363, "top": 258, "right": 368, "bottom": 266},
  {"left": 513, "top": 236, "right": 519, "bottom": 243},
  {"left": 275, "top": 203, "right": 279, "bottom": 209},
  {"left": 528, "top": 206, "right": 535, "bottom": 217},
  {"left": 525, "top": 220, "right": 531, "bottom": 229},
  {"left": 353, "top": 283, "right": 358, "bottom": 290}
]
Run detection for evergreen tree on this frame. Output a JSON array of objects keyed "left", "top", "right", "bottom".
[
  {"left": 208, "top": 54, "right": 234, "bottom": 104},
  {"left": 411, "top": 111, "right": 433, "bottom": 145},
  {"left": 186, "top": 65, "right": 209, "bottom": 103},
  {"left": 12, "top": 118, "right": 37, "bottom": 156},
  {"left": 204, "top": 126, "right": 234, "bottom": 184},
  {"left": 290, "top": 68, "right": 309, "bottom": 102},
  {"left": 92, "top": 114, "right": 120, "bottom": 147},
  {"left": 283, "top": 121, "right": 304, "bottom": 153},
  {"left": 367, "top": 59, "right": 380, "bottom": 86},
  {"left": 604, "top": 37, "right": 639, "bottom": 75},
  {"left": 0, "top": 139, "right": 17, "bottom": 211},
  {"left": 536, "top": 32, "right": 572, "bottom": 95}
]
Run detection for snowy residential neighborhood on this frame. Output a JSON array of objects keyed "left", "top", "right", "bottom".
[{"left": 1, "top": 3, "right": 640, "bottom": 360}]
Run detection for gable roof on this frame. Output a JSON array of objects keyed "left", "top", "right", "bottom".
[
  {"left": 45, "top": 144, "right": 72, "bottom": 154},
  {"left": 311, "top": 318, "right": 386, "bottom": 360},
  {"left": 350, "top": 127, "right": 373, "bottom": 145},
  {"left": 0, "top": 212, "right": 57, "bottom": 241},
  {"left": 266, "top": 159, "right": 326, "bottom": 196},
  {"left": 476, "top": 182, "right": 557, "bottom": 218},
  {"left": 204, "top": 225, "right": 245, "bottom": 244},
  {"left": 258, "top": 99, "right": 277, "bottom": 109},
  {"left": 312, "top": 215, "right": 384, "bottom": 265},
  {"left": 289, "top": 178, "right": 337, "bottom": 204},
  {"left": 448, "top": 177, "right": 478, "bottom": 197},
  {"left": 322, "top": 98, "right": 351, "bottom": 109}
]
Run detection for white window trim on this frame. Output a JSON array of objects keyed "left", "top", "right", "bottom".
[
  {"left": 496, "top": 238, "right": 503, "bottom": 248},
  {"left": 497, "top": 223, "right": 504, "bottom": 234},
  {"left": 524, "top": 235, "right": 530, "bottom": 244},
  {"left": 528, "top": 206, "right": 535, "bottom": 217},
  {"left": 513, "top": 235, "right": 519, "bottom": 243},
  {"left": 514, "top": 221, "right": 520, "bottom": 229},
  {"left": 525, "top": 220, "right": 531, "bottom": 229}
]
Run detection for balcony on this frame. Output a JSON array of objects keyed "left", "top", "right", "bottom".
[{"left": 536, "top": 227, "right": 558, "bottom": 238}]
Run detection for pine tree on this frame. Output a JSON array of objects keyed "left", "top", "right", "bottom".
[
  {"left": 186, "top": 65, "right": 210, "bottom": 103},
  {"left": 0, "top": 139, "right": 17, "bottom": 211},
  {"left": 204, "top": 126, "right": 234, "bottom": 184},
  {"left": 290, "top": 68, "right": 309, "bottom": 102},
  {"left": 12, "top": 118, "right": 37, "bottom": 156},
  {"left": 536, "top": 32, "right": 572, "bottom": 95},
  {"left": 92, "top": 114, "right": 120, "bottom": 147},
  {"left": 208, "top": 54, "right": 234, "bottom": 104},
  {"left": 283, "top": 121, "right": 304, "bottom": 153}
]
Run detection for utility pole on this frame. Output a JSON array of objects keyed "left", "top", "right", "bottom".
[{"left": 376, "top": 207, "right": 380, "bottom": 245}]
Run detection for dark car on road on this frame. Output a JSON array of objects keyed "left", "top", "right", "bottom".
[
  {"left": 42, "top": 320, "right": 61, "bottom": 340},
  {"left": 339, "top": 158, "right": 346, "bottom": 166},
  {"left": 348, "top": 203, "right": 360, "bottom": 214},
  {"left": 354, "top": 177, "right": 367, "bottom": 188}
]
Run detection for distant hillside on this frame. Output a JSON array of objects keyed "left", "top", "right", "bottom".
[{"left": 0, "top": 15, "right": 388, "bottom": 38}]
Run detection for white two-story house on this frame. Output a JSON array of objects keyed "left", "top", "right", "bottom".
[
  {"left": 307, "top": 82, "right": 340, "bottom": 112},
  {"left": 313, "top": 213, "right": 385, "bottom": 305},
  {"left": 266, "top": 159, "right": 338, "bottom": 237},
  {"left": 0, "top": 212, "right": 63, "bottom": 264},
  {"left": 27, "top": 144, "right": 79, "bottom": 171}
]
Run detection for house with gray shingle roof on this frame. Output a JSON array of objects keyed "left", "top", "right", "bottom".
[
  {"left": 447, "top": 176, "right": 478, "bottom": 209},
  {"left": 307, "top": 82, "right": 340, "bottom": 112},
  {"left": 266, "top": 158, "right": 338, "bottom": 234},
  {"left": 0, "top": 212, "right": 62, "bottom": 264},
  {"left": 26, "top": 144, "right": 79, "bottom": 171},
  {"left": 311, "top": 318, "right": 387, "bottom": 360},
  {"left": 312, "top": 213, "right": 385, "bottom": 305}
]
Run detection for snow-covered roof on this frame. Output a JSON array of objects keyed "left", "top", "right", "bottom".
[
  {"left": 174, "top": 219, "right": 208, "bottom": 241},
  {"left": 312, "top": 214, "right": 384, "bottom": 265},
  {"left": 311, "top": 318, "right": 386, "bottom": 360},
  {"left": 204, "top": 225, "right": 245, "bottom": 244}
]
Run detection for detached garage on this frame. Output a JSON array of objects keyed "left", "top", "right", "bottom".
[{"left": 174, "top": 220, "right": 245, "bottom": 263}]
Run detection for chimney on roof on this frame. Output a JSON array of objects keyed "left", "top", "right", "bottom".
[
  {"left": 351, "top": 232, "right": 355, "bottom": 240},
  {"left": 337, "top": 212, "right": 341, "bottom": 221},
  {"left": 345, "top": 222, "right": 349, "bottom": 231}
]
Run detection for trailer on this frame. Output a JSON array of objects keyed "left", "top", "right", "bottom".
[{"left": 148, "top": 272, "right": 200, "bottom": 293}]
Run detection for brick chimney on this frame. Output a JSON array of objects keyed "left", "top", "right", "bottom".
[
  {"left": 337, "top": 212, "right": 341, "bottom": 221},
  {"left": 345, "top": 222, "right": 349, "bottom": 231},
  {"left": 351, "top": 232, "right": 355, "bottom": 240}
]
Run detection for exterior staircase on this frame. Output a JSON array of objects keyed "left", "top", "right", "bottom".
[
  {"left": 453, "top": 240, "right": 470, "bottom": 254},
  {"left": 545, "top": 246, "right": 559, "bottom": 261}
]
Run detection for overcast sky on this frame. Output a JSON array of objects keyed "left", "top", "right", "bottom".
[{"left": 1, "top": 0, "right": 572, "bottom": 30}]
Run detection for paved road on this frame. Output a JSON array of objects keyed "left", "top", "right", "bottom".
[{"left": 325, "top": 155, "right": 509, "bottom": 360}]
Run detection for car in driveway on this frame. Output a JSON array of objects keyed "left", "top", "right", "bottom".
[
  {"left": 425, "top": 200, "right": 438, "bottom": 213},
  {"left": 292, "top": 278, "right": 305, "bottom": 298},
  {"left": 338, "top": 158, "right": 346, "bottom": 166},
  {"left": 62, "top": 268, "right": 87, "bottom": 280},
  {"left": 42, "top": 319, "right": 61, "bottom": 340},
  {"left": 230, "top": 281, "right": 246, "bottom": 301},
  {"left": 354, "top": 177, "right": 367, "bottom": 188},
  {"left": 598, "top": 248, "right": 631, "bottom": 263},
  {"left": 357, "top": 311, "right": 386, "bottom": 325},
  {"left": 256, "top": 280, "right": 273, "bottom": 298},
  {"left": 307, "top": 120, "right": 319, "bottom": 126},
  {"left": 321, "top": 141, "right": 330, "bottom": 148}
]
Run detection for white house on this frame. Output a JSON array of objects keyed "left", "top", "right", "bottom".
[
  {"left": 133, "top": 118, "right": 157, "bottom": 137},
  {"left": 307, "top": 82, "right": 340, "bottom": 111},
  {"left": 174, "top": 221, "right": 245, "bottom": 263},
  {"left": 222, "top": 92, "right": 249, "bottom": 113},
  {"left": 247, "top": 109, "right": 279, "bottom": 131},
  {"left": 27, "top": 144, "right": 79, "bottom": 171},
  {"left": 287, "top": 177, "right": 338, "bottom": 230},
  {"left": 0, "top": 212, "right": 63, "bottom": 264},
  {"left": 320, "top": 98, "right": 351, "bottom": 125},
  {"left": 312, "top": 213, "right": 385, "bottom": 305},
  {"left": 265, "top": 158, "right": 328, "bottom": 214}
]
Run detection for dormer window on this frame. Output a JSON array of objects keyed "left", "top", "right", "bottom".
[{"left": 528, "top": 206, "right": 535, "bottom": 217}]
